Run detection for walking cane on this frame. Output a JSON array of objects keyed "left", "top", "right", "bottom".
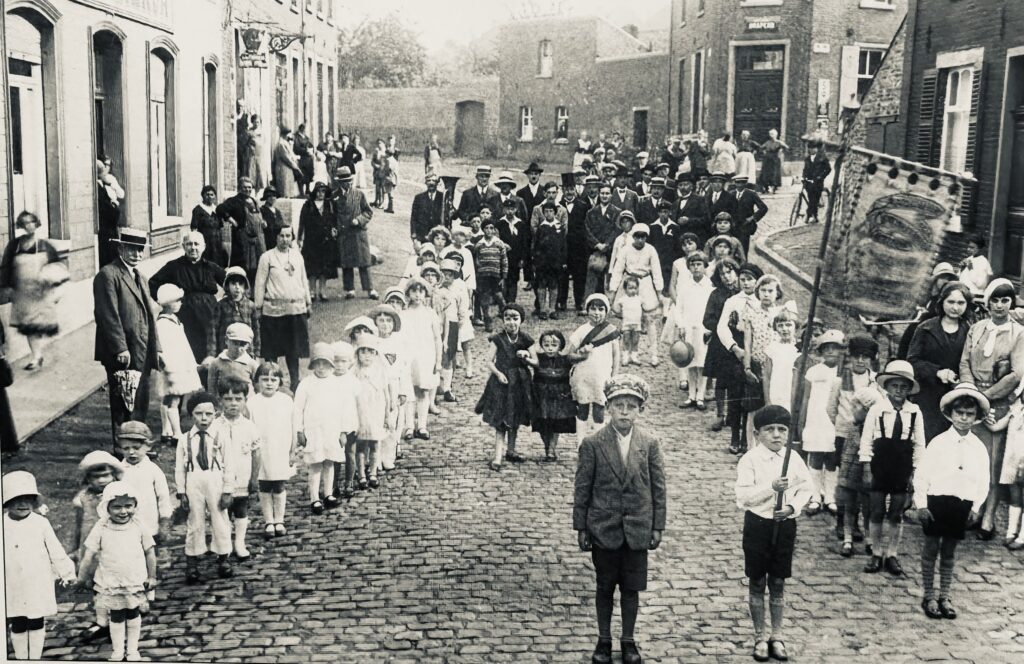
[{"left": 771, "top": 130, "right": 851, "bottom": 545}]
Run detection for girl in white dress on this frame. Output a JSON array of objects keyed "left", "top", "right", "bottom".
[
  {"left": 400, "top": 277, "right": 443, "bottom": 439},
  {"left": 155, "top": 284, "right": 202, "bottom": 444},
  {"left": 353, "top": 335, "right": 395, "bottom": 490},
  {"left": 249, "top": 361, "right": 296, "bottom": 538},
  {"left": 671, "top": 252, "right": 715, "bottom": 408},
  {"left": 373, "top": 304, "right": 411, "bottom": 472},
  {"left": 293, "top": 343, "right": 348, "bottom": 514},
  {"left": 986, "top": 384, "right": 1024, "bottom": 548},
  {"left": 566, "top": 294, "right": 622, "bottom": 437},
  {"left": 762, "top": 306, "right": 801, "bottom": 409},
  {"left": 798, "top": 330, "right": 846, "bottom": 515},
  {"left": 3, "top": 471, "right": 76, "bottom": 660},
  {"left": 608, "top": 224, "right": 665, "bottom": 366}
]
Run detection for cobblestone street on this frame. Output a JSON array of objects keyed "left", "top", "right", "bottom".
[{"left": 22, "top": 184, "right": 1024, "bottom": 663}]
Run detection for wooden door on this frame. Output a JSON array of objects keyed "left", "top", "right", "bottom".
[
  {"left": 734, "top": 45, "right": 784, "bottom": 143},
  {"left": 633, "top": 110, "right": 648, "bottom": 148}
]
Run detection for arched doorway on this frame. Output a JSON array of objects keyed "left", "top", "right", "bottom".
[
  {"left": 5, "top": 4, "right": 63, "bottom": 239},
  {"left": 454, "top": 100, "right": 485, "bottom": 156},
  {"left": 92, "top": 27, "right": 127, "bottom": 264}
]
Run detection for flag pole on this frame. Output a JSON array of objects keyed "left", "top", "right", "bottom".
[{"left": 772, "top": 106, "right": 858, "bottom": 544}]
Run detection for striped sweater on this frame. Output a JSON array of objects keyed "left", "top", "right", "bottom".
[{"left": 474, "top": 239, "right": 508, "bottom": 280}]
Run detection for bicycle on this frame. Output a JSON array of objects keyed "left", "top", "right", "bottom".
[{"left": 788, "top": 179, "right": 831, "bottom": 227}]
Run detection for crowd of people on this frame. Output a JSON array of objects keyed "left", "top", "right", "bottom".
[{"left": 5, "top": 137, "right": 1024, "bottom": 664}]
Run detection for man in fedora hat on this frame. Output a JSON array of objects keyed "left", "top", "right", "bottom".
[
  {"left": 558, "top": 183, "right": 591, "bottom": 314},
  {"left": 611, "top": 166, "right": 639, "bottom": 217},
  {"left": 636, "top": 177, "right": 668, "bottom": 226},
  {"left": 704, "top": 172, "right": 736, "bottom": 238},
  {"left": 411, "top": 174, "right": 445, "bottom": 250},
  {"left": 732, "top": 174, "right": 769, "bottom": 254},
  {"left": 674, "top": 176, "right": 711, "bottom": 244},
  {"left": 333, "top": 166, "right": 378, "bottom": 299},
  {"left": 801, "top": 140, "right": 831, "bottom": 224},
  {"left": 456, "top": 165, "right": 499, "bottom": 222},
  {"left": 93, "top": 228, "right": 164, "bottom": 446},
  {"left": 518, "top": 162, "right": 546, "bottom": 217},
  {"left": 490, "top": 171, "right": 530, "bottom": 225}
]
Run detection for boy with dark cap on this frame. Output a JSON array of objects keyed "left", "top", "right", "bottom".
[
  {"left": 735, "top": 405, "right": 813, "bottom": 662},
  {"left": 574, "top": 374, "right": 666, "bottom": 664}
]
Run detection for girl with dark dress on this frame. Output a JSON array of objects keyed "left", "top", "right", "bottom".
[
  {"left": 907, "top": 281, "right": 972, "bottom": 441},
  {"left": 524, "top": 330, "right": 586, "bottom": 462},
  {"left": 298, "top": 182, "right": 338, "bottom": 301},
  {"left": 190, "top": 185, "right": 229, "bottom": 267},
  {"left": 476, "top": 304, "right": 535, "bottom": 471},
  {"left": 702, "top": 258, "right": 742, "bottom": 435}
]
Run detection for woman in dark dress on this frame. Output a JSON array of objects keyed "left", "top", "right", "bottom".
[
  {"left": 908, "top": 281, "right": 973, "bottom": 442},
  {"left": 190, "top": 185, "right": 229, "bottom": 267},
  {"left": 298, "top": 182, "right": 338, "bottom": 301},
  {"left": 260, "top": 187, "right": 286, "bottom": 251},
  {"left": 757, "top": 129, "right": 789, "bottom": 194},
  {"left": 702, "top": 258, "right": 742, "bottom": 435},
  {"left": 216, "top": 177, "right": 267, "bottom": 284}
]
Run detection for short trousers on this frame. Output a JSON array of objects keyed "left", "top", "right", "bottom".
[
  {"left": 229, "top": 496, "right": 249, "bottom": 519},
  {"left": 743, "top": 511, "right": 797, "bottom": 580},
  {"left": 258, "top": 480, "right": 286, "bottom": 494},
  {"left": 922, "top": 494, "right": 972, "bottom": 540},
  {"left": 591, "top": 544, "right": 649, "bottom": 592}
]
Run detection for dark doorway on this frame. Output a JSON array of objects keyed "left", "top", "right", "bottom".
[
  {"left": 92, "top": 29, "right": 126, "bottom": 249},
  {"left": 633, "top": 110, "right": 648, "bottom": 148},
  {"left": 454, "top": 100, "right": 485, "bottom": 156},
  {"left": 734, "top": 45, "right": 784, "bottom": 143}
]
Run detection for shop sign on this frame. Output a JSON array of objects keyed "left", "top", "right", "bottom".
[{"left": 746, "top": 18, "right": 779, "bottom": 32}]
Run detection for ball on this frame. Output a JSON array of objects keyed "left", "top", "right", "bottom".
[{"left": 669, "top": 340, "right": 694, "bottom": 368}]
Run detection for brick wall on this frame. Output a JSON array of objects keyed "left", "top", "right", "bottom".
[{"left": 336, "top": 80, "right": 500, "bottom": 158}]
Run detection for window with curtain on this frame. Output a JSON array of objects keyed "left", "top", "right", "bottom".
[
  {"left": 520, "top": 106, "right": 533, "bottom": 141},
  {"left": 941, "top": 66, "right": 973, "bottom": 172},
  {"left": 149, "top": 49, "right": 179, "bottom": 218},
  {"left": 537, "top": 41, "right": 553, "bottom": 77}
]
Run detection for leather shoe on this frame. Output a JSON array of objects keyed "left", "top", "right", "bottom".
[
  {"left": 621, "top": 640, "right": 642, "bottom": 664},
  {"left": 938, "top": 598, "right": 957, "bottom": 619},
  {"left": 752, "top": 640, "right": 770, "bottom": 662},
  {"left": 768, "top": 639, "right": 788, "bottom": 661},
  {"left": 443, "top": 391, "right": 458, "bottom": 403},
  {"left": 921, "top": 598, "right": 943, "bottom": 619},
  {"left": 863, "top": 555, "right": 883, "bottom": 573},
  {"left": 413, "top": 429, "right": 431, "bottom": 440},
  {"left": 591, "top": 638, "right": 612, "bottom": 664},
  {"left": 884, "top": 556, "right": 905, "bottom": 576}
]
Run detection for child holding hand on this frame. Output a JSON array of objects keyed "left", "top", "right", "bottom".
[
  {"left": 567, "top": 294, "right": 622, "bottom": 438},
  {"left": 248, "top": 361, "right": 296, "bottom": 537}
]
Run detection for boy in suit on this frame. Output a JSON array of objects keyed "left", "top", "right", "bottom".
[
  {"left": 574, "top": 374, "right": 666, "bottom": 664},
  {"left": 735, "top": 405, "right": 813, "bottom": 662}
]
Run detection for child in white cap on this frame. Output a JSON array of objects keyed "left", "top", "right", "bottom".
[
  {"left": 3, "top": 471, "right": 76, "bottom": 660},
  {"left": 207, "top": 322, "right": 259, "bottom": 398},
  {"left": 566, "top": 294, "right": 622, "bottom": 437},
  {"left": 249, "top": 361, "right": 296, "bottom": 537},
  {"left": 608, "top": 221, "right": 665, "bottom": 366},
  {"left": 155, "top": 283, "right": 203, "bottom": 444},
  {"left": 294, "top": 342, "right": 348, "bottom": 512},
  {"left": 796, "top": 329, "right": 845, "bottom": 515},
  {"left": 352, "top": 335, "right": 395, "bottom": 489},
  {"left": 72, "top": 450, "right": 124, "bottom": 562},
  {"left": 76, "top": 480, "right": 157, "bottom": 662}
]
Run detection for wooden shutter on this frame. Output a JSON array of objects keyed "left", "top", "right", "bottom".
[
  {"left": 960, "top": 63, "right": 985, "bottom": 221},
  {"left": 839, "top": 46, "right": 860, "bottom": 110},
  {"left": 915, "top": 68, "right": 939, "bottom": 166}
]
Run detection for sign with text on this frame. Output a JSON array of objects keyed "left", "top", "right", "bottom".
[{"left": 745, "top": 17, "right": 779, "bottom": 32}]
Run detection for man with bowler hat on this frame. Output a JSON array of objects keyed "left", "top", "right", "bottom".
[{"left": 517, "top": 162, "right": 546, "bottom": 216}]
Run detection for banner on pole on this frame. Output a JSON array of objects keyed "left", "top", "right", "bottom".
[{"left": 818, "top": 147, "right": 975, "bottom": 324}]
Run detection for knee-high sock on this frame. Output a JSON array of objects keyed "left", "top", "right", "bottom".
[
  {"left": 259, "top": 493, "right": 274, "bottom": 525},
  {"left": 596, "top": 587, "right": 614, "bottom": 640},
  {"left": 938, "top": 539, "right": 959, "bottom": 599},
  {"left": 869, "top": 519, "right": 885, "bottom": 551},
  {"left": 823, "top": 469, "right": 837, "bottom": 505},
  {"left": 620, "top": 589, "right": 639, "bottom": 640},
  {"left": 768, "top": 594, "right": 786, "bottom": 639},
  {"left": 886, "top": 519, "right": 904, "bottom": 558},
  {"left": 273, "top": 491, "right": 287, "bottom": 523},
  {"left": 921, "top": 535, "right": 940, "bottom": 600},
  {"left": 492, "top": 431, "right": 505, "bottom": 465},
  {"left": 109, "top": 620, "right": 126, "bottom": 657},
  {"left": 1007, "top": 506, "right": 1022, "bottom": 538},
  {"left": 10, "top": 631, "right": 28, "bottom": 659},
  {"left": 322, "top": 462, "right": 335, "bottom": 495},
  {"left": 808, "top": 467, "right": 824, "bottom": 502},
  {"left": 26, "top": 626, "right": 45, "bottom": 659},
  {"left": 307, "top": 467, "right": 322, "bottom": 502},
  {"left": 415, "top": 394, "right": 430, "bottom": 429},
  {"left": 440, "top": 367, "right": 454, "bottom": 393},
  {"left": 748, "top": 589, "right": 766, "bottom": 641},
  {"left": 125, "top": 616, "right": 141, "bottom": 654}
]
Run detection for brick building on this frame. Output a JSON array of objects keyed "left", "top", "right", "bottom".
[
  {"left": 901, "top": 0, "right": 1024, "bottom": 278},
  {"left": 498, "top": 16, "right": 670, "bottom": 162},
  {"left": 667, "top": 0, "right": 906, "bottom": 151}
]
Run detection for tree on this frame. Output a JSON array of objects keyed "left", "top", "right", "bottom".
[{"left": 337, "top": 16, "right": 427, "bottom": 88}]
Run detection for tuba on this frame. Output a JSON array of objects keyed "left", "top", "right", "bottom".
[{"left": 440, "top": 175, "right": 460, "bottom": 226}]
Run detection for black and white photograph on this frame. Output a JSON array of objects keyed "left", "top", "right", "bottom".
[{"left": 0, "top": 0, "right": 1022, "bottom": 661}]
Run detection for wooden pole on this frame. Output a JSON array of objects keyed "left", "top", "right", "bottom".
[{"left": 771, "top": 126, "right": 853, "bottom": 543}]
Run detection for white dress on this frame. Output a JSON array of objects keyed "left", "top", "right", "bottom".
[
  {"left": 3, "top": 513, "right": 75, "bottom": 618},
  {"left": 608, "top": 244, "right": 664, "bottom": 313},
  {"left": 120, "top": 457, "right": 172, "bottom": 537},
  {"left": 568, "top": 323, "right": 618, "bottom": 405},
  {"left": 670, "top": 276, "right": 714, "bottom": 366},
  {"left": 1000, "top": 403, "right": 1024, "bottom": 485},
  {"left": 400, "top": 304, "right": 441, "bottom": 390},
  {"left": 155, "top": 314, "right": 202, "bottom": 396},
  {"left": 764, "top": 341, "right": 800, "bottom": 409},
  {"left": 802, "top": 363, "right": 839, "bottom": 452},
  {"left": 249, "top": 391, "right": 296, "bottom": 482},
  {"left": 85, "top": 519, "right": 154, "bottom": 611},
  {"left": 293, "top": 374, "right": 353, "bottom": 465}
]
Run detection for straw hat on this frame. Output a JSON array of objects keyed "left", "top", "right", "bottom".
[
  {"left": 156, "top": 284, "right": 185, "bottom": 306},
  {"left": 939, "top": 382, "right": 990, "bottom": 419},
  {"left": 876, "top": 359, "right": 920, "bottom": 394},
  {"left": 368, "top": 304, "right": 402, "bottom": 332},
  {"left": 78, "top": 451, "right": 125, "bottom": 479}
]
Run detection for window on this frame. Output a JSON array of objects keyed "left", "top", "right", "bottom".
[
  {"left": 149, "top": 47, "right": 179, "bottom": 220},
  {"left": 292, "top": 56, "right": 300, "bottom": 128},
  {"left": 691, "top": 51, "right": 704, "bottom": 132},
  {"left": 275, "top": 53, "right": 288, "bottom": 129},
  {"left": 537, "top": 40, "right": 553, "bottom": 77},
  {"left": 555, "top": 106, "right": 569, "bottom": 139},
  {"left": 317, "top": 62, "right": 324, "bottom": 139},
  {"left": 940, "top": 66, "right": 973, "bottom": 172},
  {"left": 633, "top": 109, "right": 648, "bottom": 147},
  {"left": 203, "top": 62, "right": 219, "bottom": 190},
  {"left": 328, "top": 64, "right": 336, "bottom": 136},
  {"left": 680, "top": 0, "right": 687, "bottom": 24},
  {"left": 857, "top": 48, "right": 884, "bottom": 100},
  {"left": 519, "top": 106, "right": 533, "bottom": 141}
]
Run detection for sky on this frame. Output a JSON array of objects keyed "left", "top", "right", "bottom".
[{"left": 342, "top": 0, "right": 670, "bottom": 52}]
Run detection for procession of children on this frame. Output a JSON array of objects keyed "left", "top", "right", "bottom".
[{"left": 5, "top": 160, "right": 1024, "bottom": 664}]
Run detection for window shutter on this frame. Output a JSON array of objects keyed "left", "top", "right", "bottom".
[
  {"left": 839, "top": 46, "right": 860, "bottom": 110},
  {"left": 960, "top": 63, "right": 985, "bottom": 222},
  {"left": 915, "top": 68, "right": 939, "bottom": 166}
]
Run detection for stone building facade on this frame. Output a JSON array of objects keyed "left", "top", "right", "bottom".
[{"left": 667, "top": 0, "right": 906, "bottom": 152}]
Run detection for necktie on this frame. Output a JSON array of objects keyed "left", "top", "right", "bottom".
[
  {"left": 197, "top": 431, "right": 210, "bottom": 471},
  {"left": 890, "top": 409, "right": 903, "bottom": 442}
]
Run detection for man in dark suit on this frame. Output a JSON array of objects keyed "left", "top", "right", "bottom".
[
  {"left": 611, "top": 165, "right": 640, "bottom": 217},
  {"left": 802, "top": 141, "right": 831, "bottom": 224},
  {"left": 410, "top": 174, "right": 445, "bottom": 250},
  {"left": 93, "top": 228, "right": 163, "bottom": 446},
  {"left": 456, "top": 165, "right": 498, "bottom": 221},
  {"left": 583, "top": 174, "right": 602, "bottom": 208},
  {"left": 704, "top": 172, "right": 737, "bottom": 240},
  {"left": 517, "top": 162, "right": 546, "bottom": 215},
  {"left": 496, "top": 198, "right": 532, "bottom": 304},
  {"left": 636, "top": 177, "right": 669, "bottom": 225},
  {"left": 675, "top": 177, "right": 711, "bottom": 243},
  {"left": 584, "top": 184, "right": 622, "bottom": 298},
  {"left": 490, "top": 171, "right": 531, "bottom": 226},
  {"left": 574, "top": 374, "right": 666, "bottom": 664},
  {"left": 633, "top": 162, "right": 655, "bottom": 197},
  {"left": 732, "top": 175, "right": 769, "bottom": 254},
  {"left": 558, "top": 186, "right": 591, "bottom": 313}
]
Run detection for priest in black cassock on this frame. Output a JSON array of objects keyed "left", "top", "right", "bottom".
[{"left": 149, "top": 231, "right": 226, "bottom": 363}]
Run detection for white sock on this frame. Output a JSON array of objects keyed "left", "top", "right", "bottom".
[
  {"left": 415, "top": 395, "right": 430, "bottom": 430},
  {"left": 259, "top": 493, "right": 274, "bottom": 524},
  {"left": 27, "top": 626, "right": 46, "bottom": 659},
  {"left": 1008, "top": 506, "right": 1022, "bottom": 538},
  {"left": 273, "top": 491, "right": 288, "bottom": 524},
  {"left": 823, "top": 470, "right": 837, "bottom": 505},
  {"left": 322, "top": 463, "right": 335, "bottom": 497},
  {"left": 809, "top": 467, "right": 824, "bottom": 503},
  {"left": 307, "top": 467, "right": 322, "bottom": 503},
  {"left": 440, "top": 367, "right": 454, "bottom": 393},
  {"left": 109, "top": 620, "right": 126, "bottom": 659},
  {"left": 125, "top": 616, "right": 141, "bottom": 656},
  {"left": 233, "top": 517, "right": 250, "bottom": 557},
  {"left": 11, "top": 631, "right": 28, "bottom": 659}
]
